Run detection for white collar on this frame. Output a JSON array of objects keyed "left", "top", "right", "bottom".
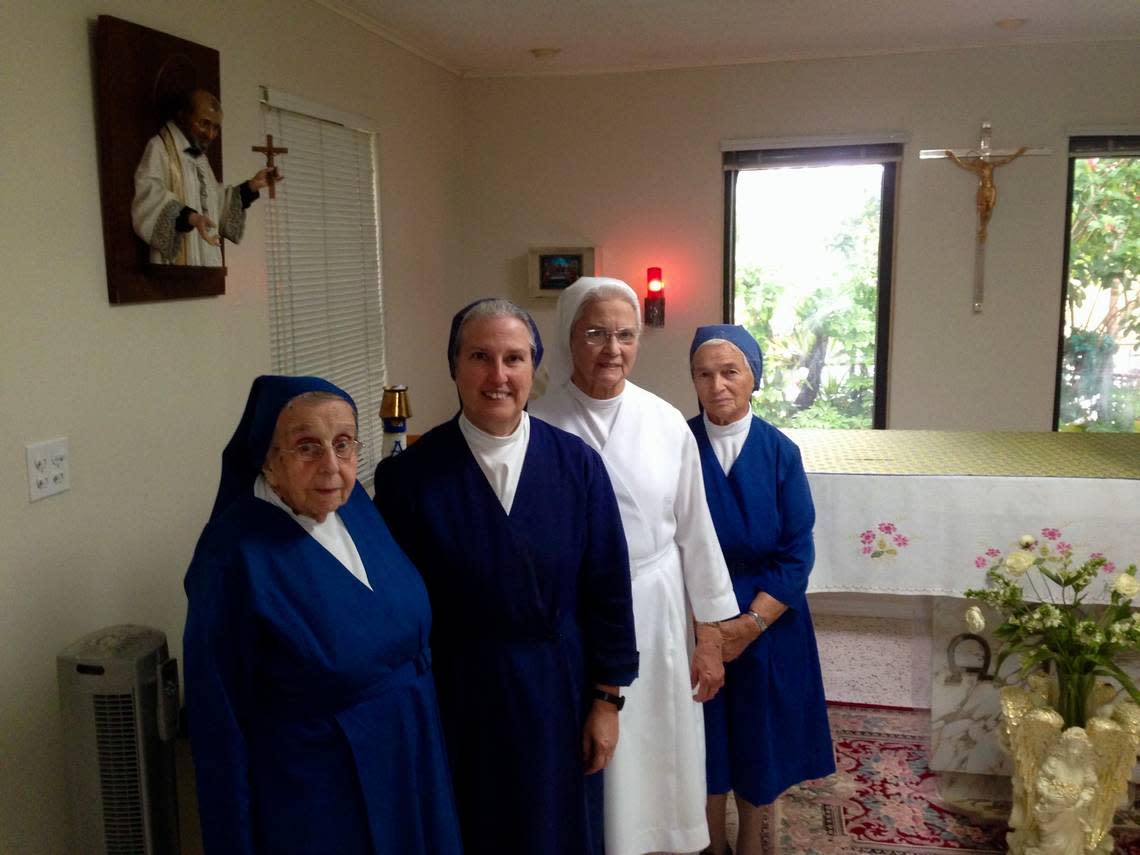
[
  {"left": 703, "top": 409, "right": 751, "bottom": 438},
  {"left": 566, "top": 379, "right": 625, "bottom": 409},
  {"left": 458, "top": 410, "right": 528, "bottom": 449}
]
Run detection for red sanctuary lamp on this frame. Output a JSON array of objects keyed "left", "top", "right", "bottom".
[{"left": 645, "top": 267, "right": 665, "bottom": 328}]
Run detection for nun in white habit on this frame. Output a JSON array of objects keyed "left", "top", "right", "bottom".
[{"left": 530, "top": 277, "right": 738, "bottom": 855}]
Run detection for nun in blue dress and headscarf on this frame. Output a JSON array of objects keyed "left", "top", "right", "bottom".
[
  {"left": 183, "top": 374, "right": 462, "bottom": 855},
  {"left": 373, "top": 299, "right": 639, "bottom": 855},
  {"left": 687, "top": 326, "right": 834, "bottom": 855}
]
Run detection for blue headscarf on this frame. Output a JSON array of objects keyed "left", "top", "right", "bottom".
[
  {"left": 689, "top": 324, "right": 764, "bottom": 392},
  {"left": 447, "top": 298, "right": 544, "bottom": 378},
  {"left": 210, "top": 375, "right": 357, "bottom": 522}
]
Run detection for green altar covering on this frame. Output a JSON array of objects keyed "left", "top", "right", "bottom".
[{"left": 783, "top": 430, "right": 1140, "bottom": 479}]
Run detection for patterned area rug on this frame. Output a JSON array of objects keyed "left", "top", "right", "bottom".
[{"left": 748, "top": 702, "right": 1140, "bottom": 854}]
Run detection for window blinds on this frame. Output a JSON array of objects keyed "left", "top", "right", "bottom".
[
  {"left": 263, "top": 105, "right": 386, "bottom": 485},
  {"left": 723, "top": 142, "right": 904, "bottom": 171},
  {"left": 1069, "top": 135, "right": 1140, "bottom": 158}
]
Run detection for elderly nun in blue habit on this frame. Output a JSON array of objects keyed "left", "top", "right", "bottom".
[
  {"left": 687, "top": 326, "right": 834, "bottom": 855},
  {"left": 373, "top": 299, "right": 639, "bottom": 855},
  {"left": 183, "top": 375, "right": 462, "bottom": 855}
]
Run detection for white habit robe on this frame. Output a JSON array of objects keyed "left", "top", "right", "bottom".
[
  {"left": 531, "top": 379, "right": 738, "bottom": 855},
  {"left": 131, "top": 121, "right": 246, "bottom": 266}
]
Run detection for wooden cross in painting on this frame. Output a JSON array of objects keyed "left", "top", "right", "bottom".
[{"left": 252, "top": 135, "right": 288, "bottom": 199}]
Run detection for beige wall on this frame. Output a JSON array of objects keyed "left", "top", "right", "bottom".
[
  {"left": 0, "top": 1, "right": 459, "bottom": 851},
  {"left": 455, "top": 43, "right": 1140, "bottom": 427}
]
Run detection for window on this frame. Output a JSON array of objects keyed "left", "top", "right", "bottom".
[
  {"left": 1055, "top": 135, "right": 1140, "bottom": 433},
  {"left": 261, "top": 89, "right": 387, "bottom": 483},
  {"left": 723, "top": 141, "right": 900, "bottom": 429}
]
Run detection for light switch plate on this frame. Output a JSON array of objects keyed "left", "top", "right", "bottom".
[{"left": 26, "top": 437, "right": 69, "bottom": 501}]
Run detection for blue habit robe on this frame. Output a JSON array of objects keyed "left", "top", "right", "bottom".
[
  {"left": 689, "top": 415, "right": 835, "bottom": 806},
  {"left": 184, "top": 484, "right": 462, "bottom": 855},
  {"left": 374, "top": 417, "right": 638, "bottom": 855}
]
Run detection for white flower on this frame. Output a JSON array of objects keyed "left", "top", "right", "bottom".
[
  {"left": 1037, "top": 604, "right": 1062, "bottom": 629},
  {"left": 1075, "top": 621, "right": 1104, "bottom": 646},
  {"left": 1019, "top": 534, "right": 1037, "bottom": 548},
  {"left": 965, "top": 606, "right": 986, "bottom": 633},
  {"left": 1004, "top": 550, "right": 1035, "bottom": 577},
  {"left": 1112, "top": 573, "right": 1140, "bottom": 599}
]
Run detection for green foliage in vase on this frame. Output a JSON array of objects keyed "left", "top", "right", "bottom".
[{"left": 965, "top": 530, "right": 1140, "bottom": 728}]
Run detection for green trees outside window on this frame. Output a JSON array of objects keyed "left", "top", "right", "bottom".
[
  {"left": 1059, "top": 153, "right": 1140, "bottom": 433},
  {"left": 730, "top": 159, "right": 893, "bottom": 429}
]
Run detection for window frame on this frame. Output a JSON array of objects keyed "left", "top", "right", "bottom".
[
  {"left": 722, "top": 142, "right": 901, "bottom": 429},
  {"left": 1052, "top": 134, "right": 1140, "bottom": 431}
]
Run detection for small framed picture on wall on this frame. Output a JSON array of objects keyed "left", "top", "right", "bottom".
[{"left": 528, "top": 246, "right": 599, "bottom": 298}]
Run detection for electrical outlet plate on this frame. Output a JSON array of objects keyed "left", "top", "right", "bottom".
[{"left": 26, "top": 437, "right": 69, "bottom": 501}]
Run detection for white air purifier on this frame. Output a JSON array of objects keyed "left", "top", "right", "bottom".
[{"left": 58, "top": 624, "right": 181, "bottom": 855}]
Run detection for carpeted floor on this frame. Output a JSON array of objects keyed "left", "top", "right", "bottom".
[{"left": 734, "top": 701, "right": 1140, "bottom": 854}]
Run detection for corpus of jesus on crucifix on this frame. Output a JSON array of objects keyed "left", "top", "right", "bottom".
[{"left": 922, "top": 121, "right": 1046, "bottom": 313}]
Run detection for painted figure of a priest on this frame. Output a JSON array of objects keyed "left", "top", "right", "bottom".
[{"left": 131, "top": 89, "right": 278, "bottom": 266}]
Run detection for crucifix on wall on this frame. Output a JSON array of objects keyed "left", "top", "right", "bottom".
[{"left": 921, "top": 122, "right": 1050, "bottom": 313}]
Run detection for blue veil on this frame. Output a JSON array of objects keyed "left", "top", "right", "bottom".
[
  {"left": 447, "top": 298, "right": 544, "bottom": 378},
  {"left": 210, "top": 375, "right": 356, "bottom": 523},
  {"left": 689, "top": 324, "right": 763, "bottom": 392}
]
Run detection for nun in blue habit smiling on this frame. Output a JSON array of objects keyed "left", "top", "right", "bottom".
[
  {"left": 373, "top": 299, "right": 638, "bottom": 855},
  {"left": 183, "top": 374, "right": 462, "bottom": 855}
]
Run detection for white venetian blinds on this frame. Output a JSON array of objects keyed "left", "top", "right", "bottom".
[{"left": 262, "top": 93, "right": 386, "bottom": 485}]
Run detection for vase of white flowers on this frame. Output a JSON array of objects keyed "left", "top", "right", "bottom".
[{"left": 965, "top": 529, "right": 1140, "bottom": 854}]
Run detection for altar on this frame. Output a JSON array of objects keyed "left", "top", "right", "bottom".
[
  {"left": 787, "top": 429, "right": 1140, "bottom": 598},
  {"left": 785, "top": 429, "right": 1140, "bottom": 797}
]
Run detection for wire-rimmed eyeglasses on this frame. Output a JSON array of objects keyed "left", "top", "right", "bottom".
[
  {"left": 278, "top": 438, "right": 363, "bottom": 462},
  {"left": 582, "top": 327, "right": 638, "bottom": 346}
]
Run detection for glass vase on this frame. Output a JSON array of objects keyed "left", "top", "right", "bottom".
[{"left": 1054, "top": 665, "right": 1094, "bottom": 729}]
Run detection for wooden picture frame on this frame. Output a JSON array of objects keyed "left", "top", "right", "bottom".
[
  {"left": 528, "top": 246, "right": 599, "bottom": 298},
  {"left": 94, "top": 15, "right": 226, "bottom": 304}
]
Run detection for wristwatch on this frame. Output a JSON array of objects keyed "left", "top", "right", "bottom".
[
  {"left": 592, "top": 688, "right": 626, "bottom": 710},
  {"left": 746, "top": 610, "right": 768, "bottom": 633}
]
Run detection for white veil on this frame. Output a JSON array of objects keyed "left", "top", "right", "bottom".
[{"left": 543, "top": 276, "right": 641, "bottom": 391}]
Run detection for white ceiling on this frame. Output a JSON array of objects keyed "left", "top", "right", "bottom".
[{"left": 314, "top": 0, "right": 1140, "bottom": 77}]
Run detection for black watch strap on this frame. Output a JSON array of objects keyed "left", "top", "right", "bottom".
[{"left": 591, "top": 688, "right": 625, "bottom": 710}]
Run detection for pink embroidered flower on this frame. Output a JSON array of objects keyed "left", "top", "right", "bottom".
[
  {"left": 862, "top": 545, "right": 873, "bottom": 555},
  {"left": 975, "top": 556, "right": 988, "bottom": 568},
  {"left": 860, "top": 530, "right": 875, "bottom": 544},
  {"left": 1041, "top": 527, "right": 1061, "bottom": 541},
  {"left": 893, "top": 535, "right": 909, "bottom": 547},
  {"left": 986, "top": 548, "right": 1002, "bottom": 558},
  {"left": 1090, "top": 552, "right": 1104, "bottom": 560},
  {"left": 1057, "top": 541, "right": 1072, "bottom": 556},
  {"left": 1104, "top": 562, "right": 1116, "bottom": 573},
  {"left": 878, "top": 522, "right": 897, "bottom": 534}
]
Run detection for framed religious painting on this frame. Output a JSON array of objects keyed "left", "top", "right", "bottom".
[
  {"left": 528, "top": 246, "right": 599, "bottom": 298},
  {"left": 94, "top": 15, "right": 225, "bottom": 303}
]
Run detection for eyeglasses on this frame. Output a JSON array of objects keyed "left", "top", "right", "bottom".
[
  {"left": 278, "top": 438, "right": 363, "bottom": 462},
  {"left": 582, "top": 327, "right": 638, "bottom": 346}
]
